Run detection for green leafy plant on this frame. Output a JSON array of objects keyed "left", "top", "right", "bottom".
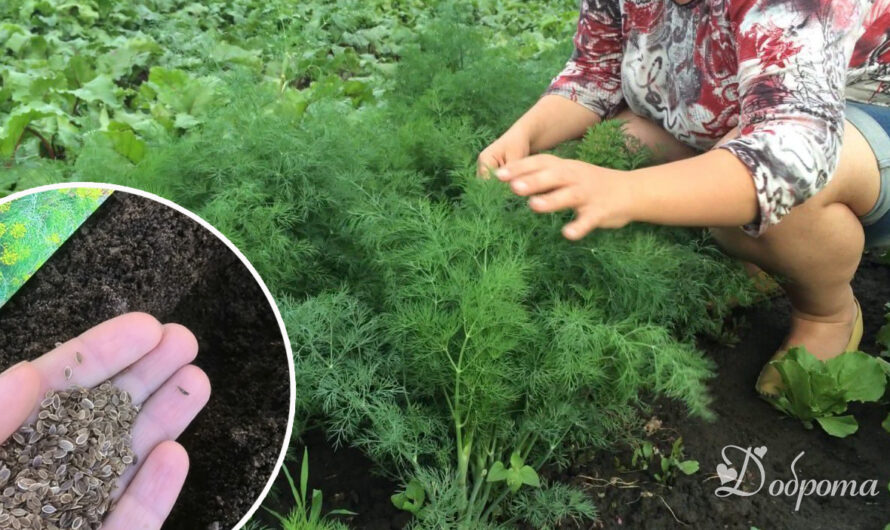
[
  {"left": 263, "top": 448, "right": 354, "bottom": 530},
  {"left": 6, "top": 14, "right": 755, "bottom": 528},
  {"left": 878, "top": 303, "right": 890, "bottom": 359},
  {"left": 766, "top": 348, "right": 890, "bottom": 437},
  {"left": 575, "top": 119, "right": 652, "bottom": 171},
  {"left": 0, "top": 0, "right": 577, "bottom": 166},
  {"left": 631, "top": 438, "right": 699, "bottom": 485}
]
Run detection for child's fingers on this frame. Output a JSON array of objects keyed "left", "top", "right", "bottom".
[
  {"left": 27, "top": 313, "right": 164, "bottom": 420},
  {"left": 496, "top": 154, "right": 559, "bottom": 181},
  {"left": 562, "top": 211, "right": 600, "bottom": 241},
  {"left": 477, "top": 155, "right": 496, "bottom": 177},
  {"left": 0, "top": 362, "right": 41, "bottom": 443},
  {"left": 528, "top": 186, "right": 582, "bottom": 213},
  {"left": 510, "top": 168, "right": 569, "bottom": 196},
  {"left": 102, "top": 441, "right": 189, "bottom": 530},
  {"left": 113, "top": 365, "right": 210, "bottom": 498},
  {"left": 477, "top": 151, "right": 502, "bottom": 177},
  {"left": 112, "top": 324, "right": 199, "bottom": 405}
]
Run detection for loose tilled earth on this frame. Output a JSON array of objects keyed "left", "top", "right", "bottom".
[
  {"left": 0, "top": 381, "right": 137, "bottom": 530},
  {"left": 0, "top": 192, "right": 290, "bottom": 529},
  {"left": 261, "top": 253, "right": 890, "bottom": 530}
]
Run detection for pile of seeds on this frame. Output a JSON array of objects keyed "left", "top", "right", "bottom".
[{"left": 0, "top": 381, "right": 137, "bottom": 530}]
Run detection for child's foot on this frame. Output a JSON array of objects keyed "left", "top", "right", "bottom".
[{"left": 756, "top": 296, "right": 863, "bottom": 396}]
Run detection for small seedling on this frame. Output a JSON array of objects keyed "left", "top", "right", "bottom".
[
  {"left": 264, "top": 447, "right": 355, "bottom": 529},
  {"left": 486, "top": 451, "right": 541, "bottom": 493},
  {"left": 391, "top": 478, "right": 426, "bottom": 514},
  {"left": 632, "top": 438, "right": 699, "bottom": 485}
]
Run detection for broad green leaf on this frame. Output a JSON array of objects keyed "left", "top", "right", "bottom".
[
  {"left": 391, "top": 479, "right": 424, "bottom": 514},
  {"left": 518, "top": 465, "right": 540, "bottom": 487},
  {"left": 882, "top": 413, "right": 890, "bottom": 434},
  {"left": 0, "top": 103, "right": 64, "bottom": 157},
  {"left": 1, "top": 24, "right": 31, "bottom": 55},
  {"left": 69, "top": 74, "right": 120, "bottom": 107},
  {"left": 405, "top": 479, "right": 425, "bottom": 502},
  {"left": 4, "top": 69, "right": 64, "bottom": 102},
  {"left": 487, "top": 461, "right": 508, "bottom": 482},
  {"left": 676, "top": 460, "right": 700, "bottom": 475},
  {"left": 509, "top": 451, "right": 524, "bottom": 470},
  {"left": 111, "top": 110, "right": 166, "bottom": 141},
  {"left": 103, "top": 122, "right": 145, "bottom": 163},
  {"left": 147, "top": 67, "right": 219, "bottom": 117},
  {"left": 826, "top": 351, "right": 887, "bottom": 402},
  {"left": 210, "top": 42, "right": 261, "bottom": 68},
  {"left": 774, "top": 355, "right": 816, "bottom": 421},
  {"left": 271, "top": 89, "right": 309, "bottom": 122},
  {"left": 65, "top": 54, "right": 96, "bottom": 87},
  {"left": 57, "top": 2, "right": 100, "bottom": 23},
  {"left": 173, "top": 113, "right": 201, "bottom": 130},
  {"left": 816, "top": 415, "right": 859, "bottom": 438},
  {"left": 98, "top": 40, "right": 160, "bottom": 80}
]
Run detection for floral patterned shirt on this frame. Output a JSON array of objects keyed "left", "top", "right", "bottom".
[{"left": 547, "top": 0, "right": 890, "bottom": 235}]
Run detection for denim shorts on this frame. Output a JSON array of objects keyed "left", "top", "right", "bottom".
[{"left": 847, "top": 100, "right": 890, "bottom": 249}]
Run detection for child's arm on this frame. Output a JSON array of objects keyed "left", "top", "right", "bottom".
[
  {"left": 510, "top": 95, "right": 602, "bottom": 154},
  {"left": 479, "top": 1, "right": 623, "bottom": 174},
  {"left": 494, "top": 150, "right": 758, "bottom": 239},
  {"left": 501, "top": 1, "right": 865, "bottom": 239}
]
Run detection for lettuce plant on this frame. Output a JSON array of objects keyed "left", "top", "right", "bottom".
[{"left": 767, "top": 347, "right": 890, "bottom": 437}]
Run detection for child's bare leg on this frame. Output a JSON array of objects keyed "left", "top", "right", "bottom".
[
  {"left": 710, "top": 121, "right": 880, "bottom": 360},
  {"left": 615, "top": 108, "right": 881, "bottom": 361}
]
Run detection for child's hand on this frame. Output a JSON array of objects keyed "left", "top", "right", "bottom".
[
  {"left": 496, "top": 154, "right": 634, "bottom": 240},
  {"left": 0, "top": 313, "right": 210, "bottom": 530},
  {"left": 477, "top": 128, "right": 532, "bottom": 176}
]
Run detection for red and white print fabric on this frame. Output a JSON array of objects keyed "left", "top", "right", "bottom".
[{"left": 547, "top": 0, "right": 890, "bottom": 234}]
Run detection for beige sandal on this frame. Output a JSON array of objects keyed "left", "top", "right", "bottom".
[{"left": 756, "top": 297, "right": 864, "bottom": 397}]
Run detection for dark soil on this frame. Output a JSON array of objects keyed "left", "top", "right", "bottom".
[
  {"left": 263, "top": 254, "right": 890, "bottom": 530},
  {"left": 0, "top": 191, "right": 290, "bottom": 530}
]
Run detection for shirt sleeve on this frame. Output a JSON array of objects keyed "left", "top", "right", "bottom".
[
  {"left": 544, "top": 0, "right": 624, "bottom": 119},
  {"left": 718, "top": 0, "right": 868, "bottom": 236}
]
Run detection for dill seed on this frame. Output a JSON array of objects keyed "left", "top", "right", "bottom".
[
  {"left": 64, "top": 367, "right": 72, "bottom": 381},
  {"left": 0, "top": 381, "right": 137, "bottom": 529},
  {"left": 75, "top": 352, "right": 83, "bottom": 365},
  {"left": 176, "top": 386, "right": 190, "bottom": 396}
]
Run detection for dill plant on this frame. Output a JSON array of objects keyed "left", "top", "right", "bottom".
[
  {"left": 29, "top": 18, "right": 754, "bottom": 528},
  {"left": 282, "top": 163, "right": 748, "bottom": 526}
]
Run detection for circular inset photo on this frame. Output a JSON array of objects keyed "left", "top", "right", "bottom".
[{"left": 0, "top": 185, "right": 293, "bottom": 529}]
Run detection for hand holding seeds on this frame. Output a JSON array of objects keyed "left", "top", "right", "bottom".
[{"left": 0, "top": 313, "right": 211, "bottom": 530}]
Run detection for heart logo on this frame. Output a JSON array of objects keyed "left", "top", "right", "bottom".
[
  {"left": 754, "top": 446, "right": 767, "bottom": 459},
  {"left": 716, "top": 463, "right": 738, "bottom": 485}
]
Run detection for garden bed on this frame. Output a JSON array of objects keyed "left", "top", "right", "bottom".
[
  {"left": 262, "top": 254, "right": 890, "bottom": 529},
  {"left": 0, "top": 191, "right": 290, "bottom": 529}
]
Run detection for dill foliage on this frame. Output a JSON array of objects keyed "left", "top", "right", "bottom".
[{"left": 12, "top": 19, "right": 753, "bottom": 529}]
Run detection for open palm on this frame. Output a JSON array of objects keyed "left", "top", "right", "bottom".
[{"left": 0, "top": 313, "right": 211, "bottom": 530}]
